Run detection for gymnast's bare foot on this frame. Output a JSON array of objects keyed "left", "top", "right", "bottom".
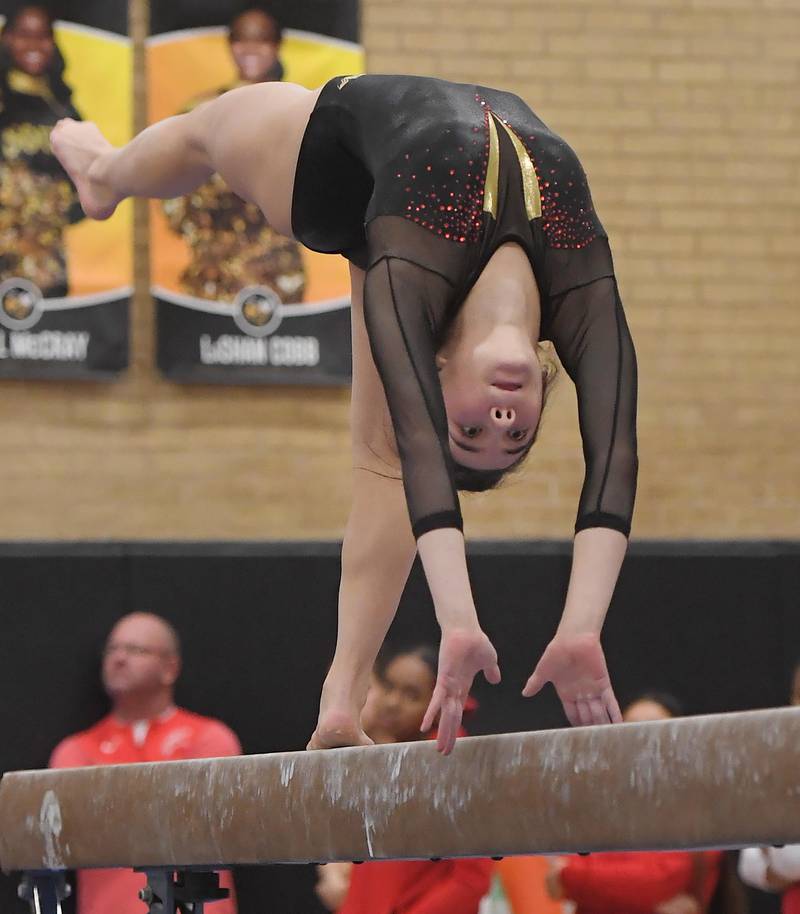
[
  {"left": 307, "top": 709, "right": 374, "bottom": 750},
  {"left": 50, "top": 119, "right": 121, "bottom": 220}
]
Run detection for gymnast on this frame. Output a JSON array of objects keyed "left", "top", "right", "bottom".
[{"left": 50, "top": 74, "right": 638, "bottom": 755}]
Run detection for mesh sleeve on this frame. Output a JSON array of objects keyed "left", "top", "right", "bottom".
[
  {"left": 548, "top": 275, "right": 638, "bottom": 536},
  {"left": 362, "top": 255, "right": 462, "bottom": 539}
]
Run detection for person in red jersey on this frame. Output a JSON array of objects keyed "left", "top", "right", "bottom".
[
  {"left": 544, "top": 693, "right": 752, "bottom": 914},
  {"left": 49, "top": 612, "right": 240, "bottom": 914},
  {"left": 316, "top": 644, "right": 493, "bottom": 914}
]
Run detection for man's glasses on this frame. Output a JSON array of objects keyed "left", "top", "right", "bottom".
[{"left": 102, "top": 642, "right": 169, "bottom": 659}]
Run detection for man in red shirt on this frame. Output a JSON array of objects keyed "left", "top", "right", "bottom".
[{"left": 50, "top": 612, "right": 241, "bottom": 914}]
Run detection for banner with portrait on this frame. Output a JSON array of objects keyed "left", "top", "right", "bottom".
[
  {"left": 149, "top": 0, "right": 362, "bottom": 385},
  {"left": 0, "top": 1, "right": 131, "bottom": 379}
]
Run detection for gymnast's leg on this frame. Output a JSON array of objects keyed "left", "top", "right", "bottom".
[{"left": 49, "top": 81, "right": 319, "bottom": 234}]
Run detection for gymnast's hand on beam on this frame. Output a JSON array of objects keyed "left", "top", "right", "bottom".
[
  {"left": 521, "top": 632, "right": 622, "bottom": 726},
  {"left": 422, "top": 628, "right": 501, "bottom": 756}
]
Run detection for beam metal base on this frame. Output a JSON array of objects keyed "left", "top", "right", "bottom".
[
  {"left": 137, "top": 869, "right": 229, "bottom": 914},
  {"left": 17, "top": 872, "right": 70, "bottom": 914}
]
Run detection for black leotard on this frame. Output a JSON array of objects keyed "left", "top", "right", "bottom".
[{"left": 292, "top": 74, "right": 638, "bottom": 539}]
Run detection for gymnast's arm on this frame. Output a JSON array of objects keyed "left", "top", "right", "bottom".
[
  {"left": 558, "top": 275, "right": 637, "bottom": 643},
  {"left": 554, "top": 275, "right": 637, "bottom": 638},
  {"left": 523, "top": 273, "right": 636, "bottom": 722},
  {"left": 358, "top": 256, "right": 476, "bottom": 617},
  {"left": 348, "top": 262, "right": 477, "bottom": 634},
  {"left": 355, "top": 258, "right": 499, "bottom": 752}
]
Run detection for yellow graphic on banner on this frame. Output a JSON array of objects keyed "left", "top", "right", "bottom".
[{"left": 57, "top": 25, "right": 133, "bottom": 296}]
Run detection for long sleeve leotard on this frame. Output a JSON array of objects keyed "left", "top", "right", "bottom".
[{"left": 292, "top": 75, "right": 638, "bottom": 538}]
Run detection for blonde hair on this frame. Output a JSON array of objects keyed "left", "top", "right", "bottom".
[{"left": 536, "top": 339, "right": 559, "bottom": 394}]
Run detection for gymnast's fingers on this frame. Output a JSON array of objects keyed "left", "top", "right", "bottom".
[
  {"left": 421, "top": 685, "right": 444, "bottom": 735},
  {"left": 576, "top": 700, "right": 594, "bottom": 727},
  {"left": 437, "top": 696, "right": 462, "bottom": 755},
  {"left": 587, "top": 696, "right": 607, "bottom": 724},
  {"left": 603, "top": 688, "right": 623, "bottom": 724},
  {"left": 562, "top": 699, "right": 581, "bottom": 727},
  {"left": 483, "top": 660, "right": 502, "bottom": 685},
  {"left": 521, "top": 667, "right": 546, "bottom": 698}
]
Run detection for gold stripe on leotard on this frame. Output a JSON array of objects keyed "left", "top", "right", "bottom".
[
  {"left": 482, "top": 112, "right": 500, "bottom": 219},
  {"left": 497, "top": 117, "right": 542, "bottom": 220}
]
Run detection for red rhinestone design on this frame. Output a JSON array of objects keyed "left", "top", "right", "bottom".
[{"left": 395, "top": 94, "right": 598, "bottom": 250}]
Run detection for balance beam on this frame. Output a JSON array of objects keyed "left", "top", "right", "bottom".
[{"left": 1, "top": 707, "right": 799, "bottom": 874}]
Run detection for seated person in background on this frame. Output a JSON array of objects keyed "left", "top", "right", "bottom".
[
  {"left": 740, "top": 847, "right": 800, "bottom": 914},
  {"left": 50, "top": 612, "right": 241, "bottom": 914},
  {"left": 738, "top": 660, "right": 800, "bottom": 914},
  {"left": 546, "top": 693, "right": 727, "bottom": 914},
  {"left": 315, "top": 644, "right": 492, "bottom": 914}
]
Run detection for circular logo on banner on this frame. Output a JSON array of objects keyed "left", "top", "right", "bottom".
[
  {"left": 233, "top": 286, "right": 283, "bottom": 338},
  {"left": 0, "top": 278, "right": 43, "bottom": 331}
]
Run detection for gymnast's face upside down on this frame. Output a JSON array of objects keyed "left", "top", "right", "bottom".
[
  {"left": 436, "top": 254, "right": 547, "bottom": 476},
  {"left": 439, "top": 333, "right": 544, "bottom": 474}
]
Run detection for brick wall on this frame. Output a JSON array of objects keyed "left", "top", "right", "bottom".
[{"left": 0, "top": 0, "right": 796, "bottom": 539}]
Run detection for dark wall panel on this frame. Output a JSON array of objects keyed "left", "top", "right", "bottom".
[{"left": 128, "top": 549, "right": 342, "bottom": 756}]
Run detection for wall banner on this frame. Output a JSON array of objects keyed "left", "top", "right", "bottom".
[
  {"left": 149, "top": 1, "right": 363, "bottom": 385},
  {"left": 0, "top": 2, "right": 132, "bottom": 379}
]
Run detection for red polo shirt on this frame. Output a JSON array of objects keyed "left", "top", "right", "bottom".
[
  {"left": 50, "top": 707, "right": 241, "bottom": 914},
  {"left": 560, "top": 850, "right": 722, "bottom": 914},
  {"left": 338, "top": 857, "right": 494, "bottom": 914},
  {"left": 784, "top": 885, "right": 800, "bottom": 914}
]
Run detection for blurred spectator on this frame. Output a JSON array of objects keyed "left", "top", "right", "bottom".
[
  {"left": 359, "top": 668, "right": 392, "bottom": 743},
  {"left": 227, "top": 6, "right": 284, "bottom": 83},
  {"left": 50, "top": 612, "right": 241, "bottom": 914},
  {"left": 739, "top": 848, "right": 800, "bottom": 914},
  {"left": 0, "top": 4, "right": 84, "bottom": 296},
  {"left": 622, "top": 690, "right": 683, "bottom": 722},
  {"left": 315, "top": 644, "right": 493, "bottom": 914},
  {"left": 162, "top": 6, "right": 306, "bottom": 304},
  {"left": 545, "top": 693, "right": 737, "bottom": 914},
  {"left": 738, "top": 660, "right": 800, "bottom": 913},
  {"left": 791, "top": 662, "right": 800, "bottom": 707}
]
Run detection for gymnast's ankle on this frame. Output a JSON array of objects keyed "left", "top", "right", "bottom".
[{"left": 308, "top": 709, "right": 372, "bottom": 750}]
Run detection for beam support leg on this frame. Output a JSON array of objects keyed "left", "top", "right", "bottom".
[{"left": 137, "top": 868, "right": 230, "bottom": 913}]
